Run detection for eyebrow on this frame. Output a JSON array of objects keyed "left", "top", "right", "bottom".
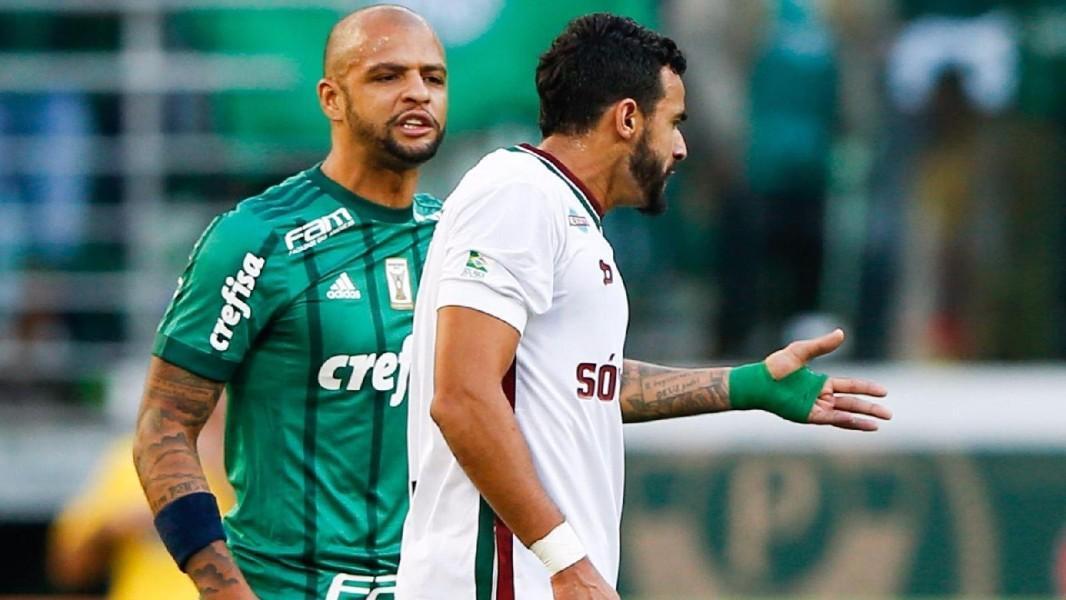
[{"left": 366, "top": 62, "right": 448, "bottom": 75}]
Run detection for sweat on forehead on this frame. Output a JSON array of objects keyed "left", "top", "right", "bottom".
[{"left": 323, "top": 5, "right": 437, "bottom": 78}]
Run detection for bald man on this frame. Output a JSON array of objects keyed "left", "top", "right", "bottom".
[{"left": 132, "top": 6, "right": 447, "bottom": 599}]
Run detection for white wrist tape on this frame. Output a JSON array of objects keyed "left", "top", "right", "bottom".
[{"left": 529, "top": 521, "right": 586, "bottom": 575}]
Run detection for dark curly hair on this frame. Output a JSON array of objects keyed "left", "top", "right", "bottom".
[{"left": 535, "top": 13, "right": 687, "bottom": 137}]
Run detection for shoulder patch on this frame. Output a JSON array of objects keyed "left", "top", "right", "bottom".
[
  {"left": 567, "top": 208, "right": 590, "bottom": 233},
  {"left": 460, "top": 250, "right": 491, "bottom": 281}
]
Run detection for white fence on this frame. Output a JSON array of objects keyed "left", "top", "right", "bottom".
[{"left": 626, "top": 363, "right": 1066, "bottom": 453}]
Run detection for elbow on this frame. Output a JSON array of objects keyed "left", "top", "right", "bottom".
[
  {"left": 130, "top": 409, "right": 160, "bottom": 471},
  {"left": 130, "top": 435, "right": 151, "bottom": 480},
  {"left": 430, "top": 386, "right": 475, "bottom": 434},
  {"left": 131, "top": 421, "right": 148, "bottom": 475},
  {"left": 429, "top": 391, "right": 456, "bottom": 431},
  {"left": 130, "top": 407, "right": 184, "bottom": 476}
]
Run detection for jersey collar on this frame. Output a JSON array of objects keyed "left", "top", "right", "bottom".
[
  {"left": 306, "top": 163, "right": 415, "bottom": 224},
  {"left": 513, "top": 143, "right": 604, "bottom": 230}
]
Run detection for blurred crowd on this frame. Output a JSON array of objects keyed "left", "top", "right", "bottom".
[
  {"left": 652, "top": 0, "right": 1065, "bottom": 362},
  {"left": 1, "top": 0, "right": 1064, "bottom": 414}
]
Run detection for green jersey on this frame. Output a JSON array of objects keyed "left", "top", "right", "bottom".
[{"left": 153, "top": 165, "right": 440, "bottom": 599}]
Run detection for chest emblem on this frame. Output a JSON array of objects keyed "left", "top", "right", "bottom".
[
  {"left": 326, "top": 272, "right": 362, "bottom": 300},
  {"left": 386, "top": 257, "right": 414, "bottom": 310},
  {"left": 285, "top": 208, "right": 355, "bottom": 255}
]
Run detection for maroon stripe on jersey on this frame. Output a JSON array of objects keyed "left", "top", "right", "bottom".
[
  {"left": 518, "top": 143, "right": 605, "bottom": 217},
  {"left": 496, "top": 361, "right": 517, "bottom": 600},
  {"left": 495, "top": 518, "right": 515, "bottom": 600},
  {"left": 502, "top": 361, "right": 517, "bottom": 409}
]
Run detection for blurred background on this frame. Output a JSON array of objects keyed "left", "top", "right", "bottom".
[{"left": 0, "top": 0, "right": 1063, "bottom": 598}]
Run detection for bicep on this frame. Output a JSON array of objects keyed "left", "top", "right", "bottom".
[
  {"left": 137, "top": 357, "right": 225, "bottom": 433},
  {"left": 154, "top": 213, "right": 279, "bottom": 381},
  {"left": 434, "top": 306, "right": 520, "bottom": 398},
  {"left": 438, "top": 183, "right": 562, "bottom": 321}
]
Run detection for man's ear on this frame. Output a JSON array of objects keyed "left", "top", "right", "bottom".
[
  {"left": 612, "top": 98, "right": 640, "bottom": 141},
  {"left": 318, "top": 78, "right": 346, "bottom": 122}
]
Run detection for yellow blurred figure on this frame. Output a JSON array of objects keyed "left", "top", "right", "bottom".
[{"left": 47, "top": 401, "right": 232, "bottom": 600}]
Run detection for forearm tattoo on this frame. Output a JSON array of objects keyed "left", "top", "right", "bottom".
[
  {"left": 186, "top": 542, "right": 245, "bottom": 596},
  {"left": 133, "top": 359, "right": 223, "bottom": 513},
  {"left": 618, "top": 360, "right": 730, "bottom": 423},
  {"left": 133, "top": 363, "right": 250, "bottom": 596}
]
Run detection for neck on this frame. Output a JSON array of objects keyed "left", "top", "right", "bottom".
[
  {"left": 320, "top": 140, "right": 419, "bottom": 209},
  {"left": 538, "top": 135, "right": 624, "bottom": 213}
]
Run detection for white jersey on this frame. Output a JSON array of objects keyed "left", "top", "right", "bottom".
[{"left": 397, "top": 144, "right": 629, "bottom": 599}]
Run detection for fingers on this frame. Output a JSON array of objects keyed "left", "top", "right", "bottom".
[
  {"left": 765, "top": 329, "right": 846, "bottom": 379},
  {"left": 829, "top": 376, "right": 888, "bottom": 398},
  {"left": 825, "top": 411, "right": 881, "bottom": 432},
  {"left": 830, "top": 395, "right": 893, "bottom": 420},
  {"left": 809, "top": 401, "right": 881, "bottom": 431},
  {"left": 787, "top": 328, "right": 845, "bottom": 362},
  {"left": 809, "top": 393, "right": 891, "bottom": 431}
]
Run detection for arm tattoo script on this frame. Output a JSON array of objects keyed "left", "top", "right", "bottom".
[
  {"left": 132, "top": 359, "right": 253, "bottom": 597},
  {"left": 618, "top": 360, "right": 730, "bottom": 423}
]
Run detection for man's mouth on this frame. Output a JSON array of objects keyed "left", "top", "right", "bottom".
[{"left": 393, "top": 111, "right": 436, "bottom": 138}]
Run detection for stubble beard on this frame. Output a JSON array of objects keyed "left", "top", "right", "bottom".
[
  {"left": 345, "top": 103, "right": 445, "bottom": 171},
  {"left": 629, "top": 130, "right": 672, "bottom": 216}
]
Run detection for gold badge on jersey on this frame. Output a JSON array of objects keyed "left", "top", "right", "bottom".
[{"left": 385, "top": 257, "right": 414, "bottom": 310}]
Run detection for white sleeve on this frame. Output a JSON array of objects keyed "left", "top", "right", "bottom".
[{"left": 436, "top": 181, "right": 562, "bottom": 335}]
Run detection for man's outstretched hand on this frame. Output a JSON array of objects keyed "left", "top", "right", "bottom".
[{"left": 764, "top": 328, "right": 892, "bottom": 431}]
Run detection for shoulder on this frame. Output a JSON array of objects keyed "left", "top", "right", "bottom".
[
  {"left": 222, "top": 169, "right": 321, "bottom": 240},
  {"left": 194, "top": 205, "right": 280, "bottom": 265},
  {"left": 463, "top": 146, "right": 556, "bottom": 188},
  {"left": 187, "top": 173, "right": 313, "bottom": 268},
  {"left": 445, "top": 147, "right": 567, "bottom": 216},
  {"left": 231, "top": 169, "right": 321, "bottom": 234}
]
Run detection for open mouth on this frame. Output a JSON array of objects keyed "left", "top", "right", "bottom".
[{"left": 393, "top": 111, "right": 436, "bottom": 138}]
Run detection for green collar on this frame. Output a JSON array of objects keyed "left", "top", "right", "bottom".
[{"left": 306, "top": 164, "right": 414, "bottom": 224}]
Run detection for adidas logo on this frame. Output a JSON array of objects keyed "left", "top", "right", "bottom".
[{"left": 326, "top": 272, "right": 362, "bottom": 300}]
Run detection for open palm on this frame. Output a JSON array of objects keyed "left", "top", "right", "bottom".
[{"left": 763, "top": 329, "right": 892, "bottom": 431}]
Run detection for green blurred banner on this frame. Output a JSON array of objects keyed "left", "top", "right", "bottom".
[
  {"left": 620, "top": 453, "right": 1066, "bottom": 596},
  {"left": 171, "top": 0, "right": 657, "bottom": 148}
]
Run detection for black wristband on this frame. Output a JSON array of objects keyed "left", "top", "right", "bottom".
[{"left": 153, "top": 491, "right": 226, "bottom": 571}]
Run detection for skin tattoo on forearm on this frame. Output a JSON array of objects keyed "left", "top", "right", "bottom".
[
  {"left": 133, "top": 361, "right": 251, "bottom": 595},
  {"left": 187, "top": 542, "right": 244, "bottom": 596},
  {"left": 619, "top": 360, "right": 729, "bottom": 423},
  {"left": 134, "top": 361, "right": 222, "bottom": 513}
]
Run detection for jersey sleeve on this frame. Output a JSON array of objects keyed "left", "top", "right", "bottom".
[
  {"left": 435, "top": 181, "right": 563, "bottom": 334},
  {"left": 152, "top": 209, "right": 285, "bottom": 382}
]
